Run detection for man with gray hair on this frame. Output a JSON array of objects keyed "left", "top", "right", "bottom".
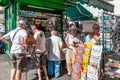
[
  {"left": 0, "top": 20, "right": 28, "bottom": 80},
  {"left": 46, "top": 28, "right": 63, "bottom": 78}
]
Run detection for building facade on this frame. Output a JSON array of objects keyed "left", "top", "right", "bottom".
[
  {"left": 0, "top": 7, "right": 4, "bottom": 24},
  {"left": 105, "top": 0, "right": 120, "bottom": 16}
]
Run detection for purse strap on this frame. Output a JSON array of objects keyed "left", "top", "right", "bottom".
[{"left": 12, "top": 29, "right": 21, "bottom": 42}]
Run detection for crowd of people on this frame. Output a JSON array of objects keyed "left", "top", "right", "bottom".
[{"left": 0, "top": 19, "right": 100, "bottom": 80}]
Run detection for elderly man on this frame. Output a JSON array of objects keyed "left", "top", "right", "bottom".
[
  {"left": 46, "top": 28, "right": 63, "bottom": 78},
  {"left": 65, "top": 24, "right": 82, "bottom": 75},
  {"left": 0, "top": 20, "right": 28, "bottom": 80},
  {"left": 85, "top": 23, "right": 100, "bottom": 44}
]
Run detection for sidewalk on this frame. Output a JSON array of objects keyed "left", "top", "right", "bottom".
[{"left": 0, "top": 54, "right": 70, "bottom": 80}]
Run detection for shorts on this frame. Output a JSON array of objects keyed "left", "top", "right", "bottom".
[
  {"left": 10, "top": 53, "right": 26, "bottom": 70},
  {"left": 35, "top": 53, "right": 46, "bottom": 67}
]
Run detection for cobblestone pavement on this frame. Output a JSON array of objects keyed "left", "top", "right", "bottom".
[{"left": 0, "top": 54, "right": 70, "bottom": 80}]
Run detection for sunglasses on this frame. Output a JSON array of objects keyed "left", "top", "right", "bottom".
[{"left": 94, "top": 27, "right": 99, "bottom": 30}]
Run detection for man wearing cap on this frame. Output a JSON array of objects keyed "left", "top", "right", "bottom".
[
  {"left": 65, "top": 24, "right": 82, "bottom": 75},
  {"left": 0, "top": 20, "right": 28, "bottom": 80}
]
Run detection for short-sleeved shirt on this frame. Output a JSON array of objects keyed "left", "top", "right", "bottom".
[
  {"left": 47, "top": 35, "right": 63, "bottom": 61},
  {"left": 85, "top": 34, "right": 100, "bottom": 45},
  {"left": 34, "top": 31, "right": 46, "bottom": 53},
  {"left": 65, "top": 33, "right": 82, "bottom": 47},
  {"left": 2, "top": 27, "right": 27, "bottom": 53}
]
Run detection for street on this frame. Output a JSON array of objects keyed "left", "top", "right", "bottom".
[{"left": 0, "top": 54, "right": 70, "bottom": 80}]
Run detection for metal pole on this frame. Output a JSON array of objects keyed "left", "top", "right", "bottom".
[
  {"left": 25, "top": 71, "right": 27, "bottom": 80},
  {"left": 102, "top": 12, "right": 105, "bottom": 75},
  {"left": 60, "top": 11, "right": 63, "bottom": 34}
]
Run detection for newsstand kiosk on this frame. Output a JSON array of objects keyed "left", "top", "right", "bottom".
[{"left": 0, "top": 0, "right": 76, "bottom": 64}]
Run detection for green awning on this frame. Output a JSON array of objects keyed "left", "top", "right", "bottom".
[
  {"left": 0, "top": 0, "right": 76, "bottom": 10},
  {"left": 74, "top": 0, "right": 114, "bottom": 13},
  {"left": 66, "top": 4, "right": 93, "bottom": 21},
  {"left": 0, "top": 0, "right": 8, "bottom": 6}
]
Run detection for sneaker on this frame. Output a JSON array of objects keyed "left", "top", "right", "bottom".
[
  {"left": 67, "top": 72, "right": 71, "bottom": 76},
  {"left": 48, "top": 75, "right": 53, "bottom": 79}
]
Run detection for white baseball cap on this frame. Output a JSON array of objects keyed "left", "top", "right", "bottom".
[
  {"left": 18, "top": 20, "right": 26, "bottom": 25},
  {"left": 70, "top": 24, "right": 77, "bottom": 30}
]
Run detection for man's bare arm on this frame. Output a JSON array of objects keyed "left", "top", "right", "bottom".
[
  {"left": 0, "top": 37, "right": 12, "bottom": 45},
  {"left": 23, "top": 35, "right": 28, "bottom": 49}
]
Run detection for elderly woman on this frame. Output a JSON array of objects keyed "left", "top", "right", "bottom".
[
  {"left": 46, "top": 28, "right": 63, "bottom": 78},
  {"left": 65, "top": 24, "right": 82, "bottom": 75}
]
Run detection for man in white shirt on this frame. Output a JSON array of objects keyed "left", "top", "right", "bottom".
[
  {"left": 31, "top": 25, "right": 49, "bottom": 80},
  {"left": 46, "top": 28, "right": 63, "bottom": 78},
  {"left": 0, "top": 20, "right": 28, "bottom": 80}
]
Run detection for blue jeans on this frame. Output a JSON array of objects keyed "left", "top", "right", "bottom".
[{"left": 48, "top": 60, "right": 60, "bottom": 78}]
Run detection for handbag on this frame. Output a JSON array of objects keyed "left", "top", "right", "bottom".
[
  {"left": 26, "top": 47, "right": 39, "bottom": 71},
  {"left": 26, "top": 56, "right": 36, "bottom": 71}
]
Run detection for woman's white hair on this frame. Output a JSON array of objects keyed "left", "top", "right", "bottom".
[
  {"left": 51, "top": 30, "right": 58, "bottom": 35},
  {"left": 31, "top": 25, "right": 36, "bottom": 29}
]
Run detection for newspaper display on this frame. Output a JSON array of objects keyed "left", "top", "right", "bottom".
[{"left": 87, "top": 45, "right": 103, "bottom": 80}]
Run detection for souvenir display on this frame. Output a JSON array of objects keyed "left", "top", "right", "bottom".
[{"left": 71, "top": 43, "right": 103, "bottom": 80}]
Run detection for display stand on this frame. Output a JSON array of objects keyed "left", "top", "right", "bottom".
[
  {"left": 98, "top": 12, "right": 117, "bottom": 76},
  {"left": 101, "top": 12, "right": 120, "bottom": 79}
]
